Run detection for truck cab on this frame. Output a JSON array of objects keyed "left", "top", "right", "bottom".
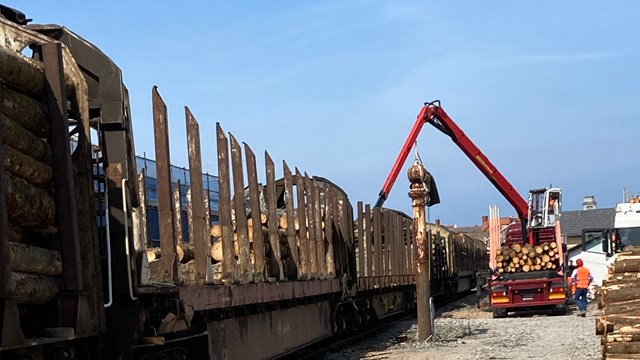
[{"left": 602, "top": 202, "right": 640, "bottom": 255}]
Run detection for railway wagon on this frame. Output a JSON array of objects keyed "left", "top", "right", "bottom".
[
  {"left": 0, "top": 6, "right": 487, "bottom": 360},
  {"left": 353, "top": 208, "right": 488, "bottom": 318}
]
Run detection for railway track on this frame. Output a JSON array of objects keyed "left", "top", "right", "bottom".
[{"left": 279, "top": 290, "right": 481, "bottom": 360}]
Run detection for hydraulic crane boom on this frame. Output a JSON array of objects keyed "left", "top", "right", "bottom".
[{"left": 375, "top": 101, "right": 530, "bottom": 225}]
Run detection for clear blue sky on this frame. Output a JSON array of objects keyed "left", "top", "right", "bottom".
[{"left": 10, "top": 1, "right": 640, "bottom": 225}]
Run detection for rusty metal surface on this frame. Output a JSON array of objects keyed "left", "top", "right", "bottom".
[
  {"left": 208, "top": 301, "right": 333, "bottom": 360},
  {"left": 137, "top": 170, "right": 149, "bottom": 249},
  {"left": 216, "top": 123, "right": 234, "bottom": 284},
  {"left": 265, "top": 151, "right": 284, "bottom": 281},
  {"left": 356, "top": 202, "right": 364, "bottom": 279},
  {"left": 244, "top": 143, "right": 265, "bottom": 282},
  {"left": 179, "top": 279, "right": 341, "bottom": 311},
  {"left": 229, "top": 134, "right": 252, "bottom": 284},
  {"left": 42, "top": 42, "right": 95, "bottom": 335},
  {"left": 330, "top": 186, "right": 342, "bottom": 277},
  {"left": 173, "top": 180, "right": 184, "bottom": 246},
  {"left": 185, "top": 107, "right": 211, "bottom": 283},
  {"left": 373, "top": 208, "right": 382, "bottom": 284},
  {"left": 325, "top": 186, "right": 335, "bottom": 278},
  {"left": 313, "top": 181, "right": 326, "bottom": 279},
  {"left": 152, "top": 87, "right": 178, "bottom": 284},
  {"left": 295, "top": 168, "right": 309, "bottom": 280},
  {"left": 305, "top": 174, "right": 318, "bottom": 279},
  {"left": 282, "top": 161, "right": 299, "bottom": 278}
]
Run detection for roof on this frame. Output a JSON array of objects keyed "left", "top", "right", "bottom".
[{"left": 560, "top": 208, "right": 615, "bottom": 236}]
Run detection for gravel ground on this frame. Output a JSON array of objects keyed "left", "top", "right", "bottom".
[{"left": 322, "top": 293, "right": 601, "bottom": 360}]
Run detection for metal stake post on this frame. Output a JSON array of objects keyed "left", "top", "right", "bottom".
[{"left": 407, "top": 160, "right": 431, "bottom": 341}]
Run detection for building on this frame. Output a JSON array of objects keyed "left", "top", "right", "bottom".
[{"left": 136, "top": 155, "right": 220, "bottom": 247}]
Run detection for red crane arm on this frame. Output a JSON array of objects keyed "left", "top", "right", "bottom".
[{"left": 375, "top": 102, "right": 529, "bottom": 223}]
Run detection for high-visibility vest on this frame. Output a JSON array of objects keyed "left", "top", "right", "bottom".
[{"left": 575, "top": 267, "right": 590, "bottom": 289}]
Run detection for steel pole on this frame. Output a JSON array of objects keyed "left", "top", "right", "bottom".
[{"left": 407, "top": 160, "right": 431, "bottom": 341}]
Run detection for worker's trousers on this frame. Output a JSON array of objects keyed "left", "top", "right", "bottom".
[{"left": 574, "top": 288, "right": 588, "bottom": 312}]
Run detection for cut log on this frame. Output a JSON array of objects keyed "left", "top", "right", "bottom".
[
  {"left": 5, "top": 173, "right": 56, "bottom": 227},
  {"left": 611, "top": 255, "right": 640, "bottom": 274},
  {"left": 535, "top": 246, "right": 543, "bottom": 254},
  {"left": 0, "top": 85, "right": 47, "bottom": 137},
  {"left": 210, "top": 241, "right": 223, "bottom": 262},
  {"left": 210, "top": 224, "right": 222, "bottom": 238},
  {"left": 496, "top": 254, "right": 504, "bottom": 262},
  {"left": 9, "top": 271, "right": 59, "bottom": 304},
  {"left": 512, "top": 243, "right": 522, "bottom": 252},
  {"left": 548, "top": 250, "right": 555, "bottom": 257},
  {"left": 176, "top": 244, "right": 195, "bottom": 264},
  {"left": 606, "top": 341, "right": 640, "bottom": 355},
  {"left": 0, "top": 46, "right": 77, "bottom": 97},
  {"left": 549, "top": 241, "right": 557, "bottom": 249},
  {"left": 0, "top": 46, "right": 46, "bottom": 95},
  {"left": 534, "top": 264, "right": 541, "bottom": 271},
  {"left": 521, "top": 246, "right": 530, "bottom": 255},
  {"left": 522, "top": 264, "right": 530, "bottom": 272},
  {"left": 278, "top": 213, "right": 288, "bottom": 229},
  {"left": 145, "top": 248, "right": 162, "bottom": 262},
  {"left": 542, "top": 254, "right": 551, "bottom": 263},
  {"left": 0, "top": 113, "right": 52, "bottom": 164},
  {"left": 543, "top": 245, "right": 549, "bottom": 251},
  {"left": 8, "top": 241, "right": 62, "bottom": 276},
  {"left": 602, "top": 282, "right": 640, "bottom": 305},
  {"left": 2, "top": 144, "right": 52, "bottom": 186}
]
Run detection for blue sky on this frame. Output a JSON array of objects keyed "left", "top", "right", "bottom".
[{"left": 10, "top": 1, "right": 640, "bottom": 225}]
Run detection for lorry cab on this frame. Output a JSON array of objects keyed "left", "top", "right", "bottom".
[
  {"left": 528, "top": 188, "right": 562, "bottom": 229},
  {"left": 602, "top": 202, "right": 640, "bottom": 255}
]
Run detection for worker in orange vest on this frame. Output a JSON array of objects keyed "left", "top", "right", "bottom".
[{"left": 571, "top": 259, "right": 593, "bottom": 317}]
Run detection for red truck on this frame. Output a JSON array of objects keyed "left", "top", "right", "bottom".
[{"left": 376, "top": 101, "right": 568, "bottom": 317}]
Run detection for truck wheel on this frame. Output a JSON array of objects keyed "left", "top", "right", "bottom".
[
  {"left": 492, "top": 308, "right": 507, "bottom": 318},
  {"left": 552, "top": 305, "right": 567, "bottom": 316}
]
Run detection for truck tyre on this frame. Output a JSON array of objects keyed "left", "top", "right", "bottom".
[{"left": 492, "top": 308, "right": 507, "bottom": 318}]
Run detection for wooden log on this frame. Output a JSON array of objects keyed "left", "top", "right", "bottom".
[
  {"left": 534, "top": 264, "right": 541, "bottom": 271},
  {"left": 210, "top": 224, "right": 222, "bottom": 238},
  {"left": 549, "top": 241, "right": 557, "bottom": 249},
  {"left": 542, "top": 254, "right": 551, "bottom": 263},
  {"left": 522, "top": 264, "right": 530, "bottom": 272},
  {"left": 496, "top": 254, "right": 504, "bottom": 262},
  {"left": 210, "top": 241, "right": 223, "bottom": 262},
  {"left": 603, "top": 282, "right": 640, "bottom": 305},
  {"left": 0, "top": 46, "right": 77, "bottom": 97},
  {"left": 607, "top": 333, "right": 640, "bottom": 343},
  {"left": 2, "top": 144, "right": 52, "bottom": 186},
  {"left": 0, "top": 113, "right": 52, "bottom": 164},
  {"left": 607, "top": 341, "right": 640, "bottom": 355},
  {"left": 5, "top": 173, "right": 56, "bottom": 227},
  {"left": 8, "top": 241, "right": 61, "bottom": 276},
  {"left": 548, "top": 250, "right": 555, "bottom": 257},
  {"left": 0, "top": 85, "right": 47, "bottom": 137},
  {"left": 9, "top": 271, "right": 59, "bottom": 304},
  {"left": 611, "top": 254, "right": 640, "bottom": 274},
  {"left": 535, "top": 246, "right": 543, "bottom": 254},
  {"left": 512, "top": 243, "right": 522, "bottom": 252},
  {"left": 543, "top": 244, "right": 549, "bottom": 251},
  {"left": 145, "top": 248, "right": 162, "bottom": 262},
  {"left": 176, "top": 244, "right": 194, "bottom": 264},
  {"left": 278, "top": 213, "right": 288, "bottom": 230}
]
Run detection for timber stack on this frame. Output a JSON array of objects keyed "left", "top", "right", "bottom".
[
  {"left": 596, "top": 247, "right": 640, "bottom": 359},
  {"left": 495, "top": 241, "right": 560, "bottom": 273},
  {"left": 1, "top": 45, "right": 63, "bottom": 303}
]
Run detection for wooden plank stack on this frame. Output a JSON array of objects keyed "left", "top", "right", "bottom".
[
  {"left": 495, "top": 241, "right": 560, "bottom": 273},
  {"left": 596, "top": 248, "right": 640, "bottom": 359}
]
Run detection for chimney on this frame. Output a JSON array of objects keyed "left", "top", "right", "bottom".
[
  {"left": 583, "top": 196, "right": 597, "bottom": 210},
  {"left": 481, "top": 215, "right": 488, "bottom": 225},
  {"left": 435, "top": 219, "right": 441, "bottom": 225}
]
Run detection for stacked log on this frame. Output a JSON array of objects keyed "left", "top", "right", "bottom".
[
  {"left": 1, "top": 46, "right": 62, "bottom": 303},
  {"left": 209, "top": 209, "right": 319, "bottom": 281},
  {"left": 494, "top": 241, "right": 560, "bottom": 273},
  {"left": 597, "top": 248, "right": 640, "bottom": 359}
]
